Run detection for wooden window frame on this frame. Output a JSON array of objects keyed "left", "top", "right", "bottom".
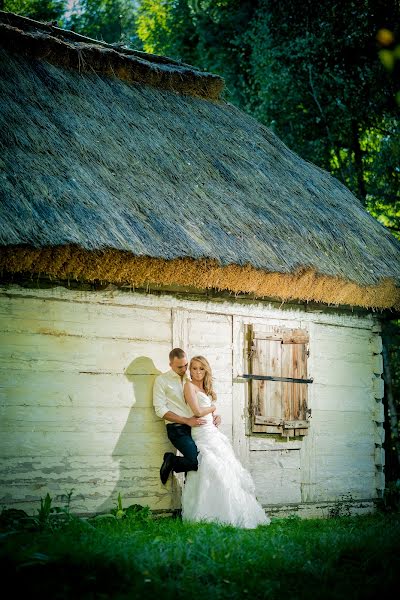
[{"left": 246, "top": 324, "right": 312, "bottom": 437}]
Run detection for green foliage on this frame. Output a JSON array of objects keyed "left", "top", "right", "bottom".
[
  {"left": 245, "top": 1, "right": 399, "bottom": 227},
  {"left": 136, "top": 0, "right": 256, "bottom": 106},
  {"left": 0, "top": 489, "right": 75, "bottom": 532},
  {"left": 362, "top": 120, "right": 400, "bottom": 233},
  {"left": 1, "top": 511, "right": 400, "bottom": 599},
  {"left": 66, "top": 0, "right": 139, "bottom": 45},
  {"left": 34, "top": 489, "right": 76, "bottom": 530},
  {"left": 136, "top": 0, "right": 171, "bottom": 54},
  {"left": 113, "top": 490, "right": 126, "bottom": 518},
  {"left": 3, "top": 0, "right": 67, "bottom": 23},
  {"left": 109, "top": 492, "right": 152, "bottom": 523},
  {"left": 37, "top": 492, "right": 53, "bottom": 528},
  {"left": 377, "top": 27, "right": 400, "bottom": 105}
]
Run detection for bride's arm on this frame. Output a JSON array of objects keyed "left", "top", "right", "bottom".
[{"left": 184, "top": 382, "right": 216, "bottom": 417}]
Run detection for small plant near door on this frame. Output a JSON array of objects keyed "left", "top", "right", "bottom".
[
  {"left": 0, "top": 489, "right": 75, "bottom": 531},
  {"left": 109, "top": 492, "right": 152, "bottom": 523}
]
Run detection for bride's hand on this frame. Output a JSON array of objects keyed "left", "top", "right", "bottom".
[{"left": 213, "top": 413, "right": 221, "bottom": 427}]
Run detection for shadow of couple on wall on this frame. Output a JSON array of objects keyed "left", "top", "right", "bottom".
[{"left": 96, "top": 356, "right": 181, "bottom": 516}]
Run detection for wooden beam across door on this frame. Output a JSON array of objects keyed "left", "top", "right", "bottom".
[{"left": 242, "top": 374, "right": 314, "bottom": 384}]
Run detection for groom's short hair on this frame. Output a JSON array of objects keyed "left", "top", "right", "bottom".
[{"left": 169, "top": 348, "right": 186, "bottom": 361}]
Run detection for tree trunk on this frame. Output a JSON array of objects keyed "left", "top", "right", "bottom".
[{"left": 351, "top": 121, "right": 367, "bottom": 205}]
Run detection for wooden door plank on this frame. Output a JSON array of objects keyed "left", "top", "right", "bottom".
[{"left": 281, "top": 343, "right": 293, "bottom": 421}]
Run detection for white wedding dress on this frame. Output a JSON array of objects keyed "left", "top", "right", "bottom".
[{"left": 181, "top": 390, "right": 270, "bottom": 528}]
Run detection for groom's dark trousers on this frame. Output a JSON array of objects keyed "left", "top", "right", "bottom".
[{"left": 166, "top": 424, "right": 198, "bottom": 472}]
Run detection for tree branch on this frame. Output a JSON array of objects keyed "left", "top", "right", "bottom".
[{"left": 307, "top": 65, "right": 347, "bottom": 184}]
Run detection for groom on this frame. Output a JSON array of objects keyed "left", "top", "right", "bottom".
[{"left": 153, "top": 347, "right": 221, "bottom": 484}]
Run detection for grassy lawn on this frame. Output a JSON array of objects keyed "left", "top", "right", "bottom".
[{"left": 1, "top": 508, "right": 399, "bottom": 599}]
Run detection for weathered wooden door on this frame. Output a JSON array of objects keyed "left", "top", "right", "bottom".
[{"left": 172, "top": 308, "right": 233, "bottom": 440}]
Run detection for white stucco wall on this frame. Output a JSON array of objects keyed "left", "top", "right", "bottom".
[{"left": 0, "top": 284, "right": 384, "bottom": 517}]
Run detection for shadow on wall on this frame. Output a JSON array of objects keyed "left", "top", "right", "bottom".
[{"left": 96, "top": 356, "right": 179, "bottom": 514}]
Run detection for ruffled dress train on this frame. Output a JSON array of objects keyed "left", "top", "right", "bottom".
[{"left": 181, "top": 391, "right": 270, "bottom": 529}]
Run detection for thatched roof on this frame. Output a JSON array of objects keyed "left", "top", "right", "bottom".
[{"left": 1, "top": 11, "right": 399, "bottom": 310}]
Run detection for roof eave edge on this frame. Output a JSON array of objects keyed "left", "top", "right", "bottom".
[{"left": 0, "top": 245, "right": 398, "bottom": 312}]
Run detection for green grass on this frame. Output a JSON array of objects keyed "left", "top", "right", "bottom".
[{"left": 1, "top": 511, "right": 399, "bottom": 599}]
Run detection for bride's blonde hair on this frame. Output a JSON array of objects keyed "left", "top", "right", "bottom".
[{"left": 190, "top": 355, "right": 217, "bottom": 401}]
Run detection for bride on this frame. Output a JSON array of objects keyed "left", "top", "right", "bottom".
[{"left": 181, "top": 355, "right": 270, "bottom": 529}]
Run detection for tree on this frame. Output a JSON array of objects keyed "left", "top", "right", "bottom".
[
  {"left": 245, "top": 0, "right": 400, "bottom": 231},
  {"left": 136, "top": 0, "right": 257, "bottom": 106},
  {"left": 66, "top": 0, "right": 139, "bottom": 46},
  {"left": 136, "top": 0, "right": 173, "bottom": 55},
  {"left": 3, "top": 0, "right": 67, "bottom": 23}
]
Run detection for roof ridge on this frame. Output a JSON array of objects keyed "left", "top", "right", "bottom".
[
  {"left": 0, "top": 10, "right": 225, "bottom": 100},
  {"left": 0, "top": 10, "right": 202, "bottom": 71}
]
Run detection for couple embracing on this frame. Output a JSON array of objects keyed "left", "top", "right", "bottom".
[{"left": 153, "top": 348, "right": 270, "bottom": 528}]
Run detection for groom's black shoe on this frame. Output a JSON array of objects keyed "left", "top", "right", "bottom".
[{"left": 160, "top": 452, "right": 175, "bottom": 485}]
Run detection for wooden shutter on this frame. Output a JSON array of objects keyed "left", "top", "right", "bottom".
[{"left": 249, "top": 325, "right": 310, "bottom": 436}]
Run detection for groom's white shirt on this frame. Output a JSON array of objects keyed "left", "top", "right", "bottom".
[{"left": 153, "top": 369, "right": 192, "bottom": 424}]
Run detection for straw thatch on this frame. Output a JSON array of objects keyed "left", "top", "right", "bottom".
[
  {"left": 0, "top": 11, "right": 399, "bottom": 310},
  {"left": 0, "top": 11, "right": 224, "bottom": 100}
]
